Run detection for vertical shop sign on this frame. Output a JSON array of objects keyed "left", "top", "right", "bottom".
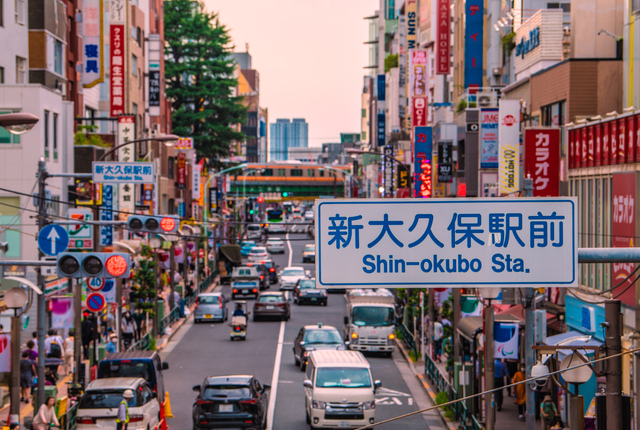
[
  {"left": 209, "top": 187, "right": 218, "bottom": 213},
  {"left": 414, "top": 127, "right": 433, "bottom": 198},
  {"left": 109, "top": 0, "right": 126, "bottom": 117},
  {"left": 99, "top": 185, "right": 113, "bottom": 246},
  {"left": 498, "top": 100, "right": 520, "bottom": 195},
  {"left": 438, "top": 141, "right": 453, "bottom": 183},
  {"left": 612, "top": 172, "right": 638, "bottom": 307},
  {"left": 117, "top": 116, "right": 135, "bottom": 215},
  {"left": 82, "top": 0, "right": 104, "bottom": 87},
  {"left": 464, "top": 0, "right": 484, "bottom": 90},
  {"left": 405, "top": 0, "right": 418, "bottom": 127},
  {"left": 377, "top": 74, "right": 386, "bottom": 147},
  {"left": 409, "top": 50, "right": 428, "bottom": 98},
  {"left": 524, "top": 128, "right": 560, "bottom": 196},
  {"left": 480, "top": 108, "right": 499, "bottom": 168},
  {"left": 412, "top": 97, "right": 427, "bottom": 126},
  {"left": 177, "top": 152, "right": 186, "bottom": 189},
  {"left": 383, "top": 145, "right": 395, "bottom": 197},
  {"left": 436, "top": 0, "right": 451, "bottom": 74},
  {"left": 148, "top": 34, "right": 162, "bottom": 116},
  {"left": 193, "top": 161, "right": 202, "bottom": 196}
]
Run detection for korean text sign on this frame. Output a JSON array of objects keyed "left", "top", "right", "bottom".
[
  {"left": 524, "top": 128, "right": 560, "bottom": 196},
  {"left": 315, "top": 198, "right": 577, "bottom": 287}
]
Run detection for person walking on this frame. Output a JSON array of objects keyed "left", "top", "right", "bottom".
[
  {"left": 20, "top": 351, "right": 36, "bottom": 403},
  {"left": 494, "top": 358, "right": 509, "bottom": 411},
  {"left": 433, "top": 317, "right": 444, "bottom": 362},
  {"left": 117, "top": 389, "right": 134, "bottom": 430},
  {"left": 121, "top": 311, "right": 136, "bottom": 350},
  {"left": 81, "top": 312, "right": 94, "bottom": 359},
  {"left": 106, "top": 334, "right": 118, "bottom": 353},
  {"left": 63, "top": 329, "right": 74, "bottom": 375},
  {"left": 24, "top": 339, "right": 38, "bottom": 362},
  {"left": 540, "top": 395, "right": 560, "bottom": 429},
  {"left": 512, "top": 364, "right": 527, "bottom": 420},
  {"left": 32, "top": 396, "right": 60, "bottom": 430}
]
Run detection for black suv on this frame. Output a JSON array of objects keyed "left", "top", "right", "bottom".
[
  {"left": 245, "top": 262, "right": 269, "bottom": 290},
  {"left": 261, "top": 260, "right": 279, "bottom": 285},
  {"left": 292, "top": 323, "right": 346, "bottom": 371}
]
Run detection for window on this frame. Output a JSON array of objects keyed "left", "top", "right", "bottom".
[
  {"left": 53, "top": 39, "right": 63, "bottom": 75},
  {"left": 547, "top": 2, "right": 570, "bottom": 12},
  {"left": 263, "top": 169, "right": 273, "bottom": 176},
  {"left": 541, "top": 101, "right": 565, "bottom": 126},
  {"left": 137, "top": 27, "right": 142, "bottom": 46},
  {"left": 14, "top": 0, "right": 24, "bottom": 24},
  {"left": 44, "top": 110, "right": 49, "bottom": 158},
  {"left": 15, "top": 56, "right": 26, "bottom": 83},
  {"left": 132, "top": 55, "right": 137, "bottom": 76},
  {"left": 290, "top": 169, "right": 303, "bottom": 177},
  {"left": 307, "top": 169, "right": 315, "bottom": 177},
  {"left": 0, "top": 67, "right": 4, "bottom": 83},
  {"left": 0, "top": 197, "right": 22, "bottom": 257},
  {"left": 0, "top": 111, "right": 19, "bottom": 144},
  {"left": 53, "top": 113, "right": 58, "bottom": 159},
  {"left": 277, "top": 168, "right": 285, "bottom": 176}
]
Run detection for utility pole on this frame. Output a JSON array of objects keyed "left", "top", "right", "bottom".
[
  {"left": 35, "top": 159, "right": 47, "bottom": 410},
  {"left": 169, "top": 242, "right": 175, "bottom": 310},
  {"left": 73, "top": 278, "right": 81, "bottom": 384},
  {"left": 484, "top": 303, "right": 495, "bottom": 430},
  {"left": 453, "top": 288, "right": 461, "bottom": 363},
  {"left": 522, "top": 178, "right": 536, "bottom": 430},
  {"left": 605, "top": 299, "right": 622, "bottom": 429},
  {"left": 153, "top": 251, "right": 159, "bottom": 337}
]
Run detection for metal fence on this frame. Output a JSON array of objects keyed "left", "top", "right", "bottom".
[
  {"left": 399, "top": 323, "right": 418, "bottom": 357},
  {"left": 59, "top": 401, "right": 78, "bottom": 430}
]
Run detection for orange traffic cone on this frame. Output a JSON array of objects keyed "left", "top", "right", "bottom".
[{"left": 164, "top": 391, "right": 174, "bottom": 418}]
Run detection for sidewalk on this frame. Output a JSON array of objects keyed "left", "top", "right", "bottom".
[
  {"left": 0, "top": 275, "right": 218, "bottom": 428},
  {"left": 395, "top": 340, "right": 526, "bottom": 430}
]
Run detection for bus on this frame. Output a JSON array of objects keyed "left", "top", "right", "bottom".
[{"left": 265, "top": 208, "right": 287, "bottom": 234}]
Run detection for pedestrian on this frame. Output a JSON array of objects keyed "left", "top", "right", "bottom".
[
  {"left": 121, "top": 310, "right": 136, "bottom": 350},
  {"left": 20, "top": 351, "right": 36, "bottom": 403},
  {"left": 63, "top": 329, "right": 74, "bottom": 376},
  {"left": 116, "top": 389, "right": 134, "bottom": 430},
  {"left": 494, "top": 358, "right": 509, "bottom": 411},
  {"left": 24, "top": 340, "right": 38, "bottom": 362},
  {"left": 45, "top": 330, "right": 64, "bottom": 378},
  {"left": 31, "top": 331, "right": 38, "bottom": 352},
  {"left": 433, "top": 316, "right": 444, "bottom": 362},
  {"left": 512, "top": 364, "right": 527, "bottom": 420},
  {"left": 133, "top": 308, "right": 144, "bottom": 340},
  {"left": 32, "top": 396, "right": 60, "bottom": 430},
  {"left": 81, "top": 312, "right": 94, "bottom": 359},
  {"left": 160, "top": 268, "right": 168, "bottom": 288},
  {"left": 106, "top": 334, "right": 117, "bottom": 353},
  {"left": 540, "top": 395, "right": 560, "bottom": 430}
]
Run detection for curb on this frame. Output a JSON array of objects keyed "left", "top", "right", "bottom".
[{"left": 394, "top": 339, "right": 460, "bottom": 430}]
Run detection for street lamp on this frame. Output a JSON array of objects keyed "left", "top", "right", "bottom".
[
  {"left": 97, "top": 134, "right": 180, "bottom": 162},
  {"left": 0, "top": 112, "right": 39, "bottom": 134},
  {"left": 6, "top": 287, "right": 28, "bottom": 426}
]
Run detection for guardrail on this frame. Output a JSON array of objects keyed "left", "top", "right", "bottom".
[
  {"left": 59, "top": 401, "right": 79, "bottom": 430},
  {"left": 399, "top": 323, "right": 417, "bottom": 357}
]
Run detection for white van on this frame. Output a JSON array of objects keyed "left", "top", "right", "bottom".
[{"left": 303, "top": 350, "right": 380, "bottom": 429}]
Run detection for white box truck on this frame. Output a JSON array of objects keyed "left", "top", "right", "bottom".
[{"left": 343, "top": 289, "right": 396, "bottom": 355}]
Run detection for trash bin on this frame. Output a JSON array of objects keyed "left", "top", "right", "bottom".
[
  {"left": 33, "top": 385, "right": 58, "bottom": 403},
  {"left": 157, "top": 299, "right": 165, "bottom": 321}
]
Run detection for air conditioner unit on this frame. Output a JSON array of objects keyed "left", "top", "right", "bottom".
[{"left": 477, "top": 92, "right": 498, "bottom": 107}]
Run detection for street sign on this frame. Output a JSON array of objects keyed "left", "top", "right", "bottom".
[
  {"left": 86, "top": 292, "right": 106, "bottom": 312},
  {"left": 102, "top": 279, "right": 116, "bottom": 303},
  {"left": 92, "top": 162, "right": 155, "bottom": 184},
  {"left": 66, "top": 208, "right": 94, "bottom": 250},
  {"left": 38, "top": 225, "right": 69, "bottom": 256},
  {"left": 86, "top": 277, "right": 105, "bottom": 292},
  {"left": 315, "top": 198, "right": 577, "bottom": 287}
]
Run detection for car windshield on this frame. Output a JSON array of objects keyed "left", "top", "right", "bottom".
[
  {"left": 282, "top": 269, "right": 305, "bottom": 277},
  {"left": 263, "top": 261, "right": 274, "bottom": 269},
  {"left": 198, "top": 295, "right": 220, "bottom": 305},
  {"left": 303, "top": 329, "right": 342, "bottom": 344},
  {"left": 250, "top": 248, "right": 266, "bottom": 254},
  {"left": 235, "top": 269, "right": 254, "bottom": 276},
  {"left": 304, "top": 245, "right": 315, "bottom": 252},
  {"left": 248, "top": 225, "right": 260, "bottom": 231},
  {"left": 99, "top": 361, "right": 151, "bottom": 381},
  {"left": 298, "top": 280, "right": 316, "bottom": 289},
  {"left": 258, "top": 295, "right": 284, "bottom": 303},
  {"left": 315, "top": 368, "right": 371, "bottom": 388},
  {"left": 267, "top": 240, "right": 283, "bottom": 244},
  {"left": 352, "top": 306, "right": 394, "bottom": 327},
  {"left": 203, "top": 385, "right": 251, "bottom": 399},
  {"left": 79, "top": 390, "right": 138, "bottom": 409}
]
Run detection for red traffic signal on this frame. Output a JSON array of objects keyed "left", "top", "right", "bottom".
[
  {"left": 257, "top": 196, "right": 264, "bottom": 204},
  {"left": 56, "top": 252, "right": 131, "bottom": 278}
]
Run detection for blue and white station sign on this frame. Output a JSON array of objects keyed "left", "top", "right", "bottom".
[
  {"left": 92, "top": 162, "right": 155, "bottom": 184},
  {"left": 38, "top": 224, "right": 69, "bottom": 256},
  {"left": 315, "top": 198, "right": 577, "bottom": 287}
]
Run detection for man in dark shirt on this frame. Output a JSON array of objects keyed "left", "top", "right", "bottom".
[
  {"left": 494, "top": 359, "right": 509, "bottom": 411},
  {"left": 81, "top": 313, "right": 94, "bottom": 360}
]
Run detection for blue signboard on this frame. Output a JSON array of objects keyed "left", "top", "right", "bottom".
[
  {"left": 38, "top": 225, "right": 69, "bottom": 256},
  {"left": 414, "top": 127, "right": 433, "bottom": 198},
  {"left": 100, "top": 185, "right": 113, "bottom": 246},
  {"left": 464, "top": 1, "right": 484, "bottom": 90},
  {"left": 377, "top": 74, "right": 386, "bottom": 102},
  {"left": 377, "top": 113, "right": 386, "bottom": 147},
  {"left": 480, "top": 109, "right": 499, "bottom": 168}
]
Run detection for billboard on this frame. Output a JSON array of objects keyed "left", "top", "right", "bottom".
[
  {"left": 409, "top": 50, "right": 428, "bottom": 99},
  {"left": 117, "top": 116, "right": 135, "bottom": 214},
  {"left": 412, "top": 97, "right": 427, "bottom": 127},
  {"left": 612, "top": 172, "right": 637, "bottom": 307},
  {"left": 524, "top": 128, "right": 561, "bottom": 196},
  {"left": 436, "top": 0, "right": 451, "bottom": 74},
  {"left": 82, "top": 0, "right": 104, "bottom": 87},
  {"left": 414, "top": 127, "right": 433, "bottom": 198},
  {"left": 480, "top": 109, "right": 499, "bottom": 168},
  {"left": 177, "top": 152, "right": 187, "bottom": 188},
  {"left": 498, "top": 100, "right": 521, "bottom": 195},
  {"left": 464, "top": 0, "right": 484, "bottom": 90},
  {"left": 437, "top": 141, "right": 453, "bottom": 183}
]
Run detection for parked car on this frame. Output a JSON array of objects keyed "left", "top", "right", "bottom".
[
  {"left": 293, "top": 323, "right": 346, "bottom": 370},
  {"left": 248, "top": 246, "right": 269, "bottom": 262},
  {"left": 246, "top": 224, "right": 262, "bottom": 240},
  {"left": 304, "top": 210, "right": 314, "bottom": 221},
  {"left": 266, "top": 237, "right": 285, "bottom": 254},
  {"left": 302, "top": 244, "right": 316, "bottom": 263},
  {"left": 262, "top": 260, "right": 279, "bottom": 284},
  {"left": 194, "top": 293, "right": 228, "bottom": 323},
  {"left": 253, "top": 292, "right": 291, "bottom": 321},
  {"left": 246, "top": 262, "right": 270, "bottom": 290},
  {"left": 293, "top": 278, "right": 327, "bottom": 306},
  {"left": 76, "top": 377, "right": 161, "bottom": 430},
  {"left": 97, "top": 351, "right": 169, "bottom": 403},
  {"left": 279, "top": 266, "right": 309, "bottom": 291},
  {"left": 240, "top": 241, "right": 257, "bottom": 257},
  {"left": 192, "top": 375, "right": 270, "bottom": 430}
]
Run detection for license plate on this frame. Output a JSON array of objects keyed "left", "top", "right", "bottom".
[
  {"left": 219, "top": 404, "right": 233, "bottom": 412},
  {"left": 339, "top": 422, "right": 351, "bottom": 428},
  {"left": 204, "top": 314, "right": 212, "bottom": 319},
  {"left": 266, "top": 306, "right": 275, "bottom": 310},
  {"left": 311, "top": 298, "right": 317, "bottom": 301},
  {"left": 242, "top": 289, "right": 248, "bottom": 294}
]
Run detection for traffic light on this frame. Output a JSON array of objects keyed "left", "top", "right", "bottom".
[
  {"left": 56, "top": 252, "right": 132, "bottom": 278},
  {"left": 282, "top": 192, "right": 288, "bottom": 198},
  {"left": 257, "top": 196, "right": 264, "bottom": 204},
  {"left": 127, "top": 215, "right": 180, "bottom": 234}
]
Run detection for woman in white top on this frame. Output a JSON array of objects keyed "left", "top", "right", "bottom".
[
  {"left": 33, "top": 396, "right": 60, "bottom": 430},
  {"left": 63, "top": 329, "right": 74, "bottom": 375}
]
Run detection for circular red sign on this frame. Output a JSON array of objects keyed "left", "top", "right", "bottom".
[
  {"left": 502, "top": 115, "right": 517, "bottom": 126},
  {"left": 160, "top": 217, "right": 176, "bottom": 232},
  {"left": 86, "top": 292, "right": 106, "bottom": 313},
  {"left": 105, "top": 255, "right": 128, "bottom": 277},
  {"left": 87, "top": 277, "right": 106, "bottom": 291}
]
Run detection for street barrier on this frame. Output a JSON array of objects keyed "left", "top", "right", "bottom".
[{"left": 59, "top": 401, "right": 78, "bottom": 430}]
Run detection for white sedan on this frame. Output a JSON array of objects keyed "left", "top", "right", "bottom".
[
  {"left": 266, "top": 238, "right": 285, "bottom": 254},
  {"left": 248, "top": 246, "right": 269, "bottom": 262},
  {"left": 279, "top": 266, "right": 309, "bottom": 290}
]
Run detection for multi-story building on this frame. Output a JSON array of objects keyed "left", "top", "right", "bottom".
[
  {"left": 237, "top": 65, "right": 260, "bottom": 162},
  {"left": 269, "top": 118, "right": 309, "bottom": 161}
]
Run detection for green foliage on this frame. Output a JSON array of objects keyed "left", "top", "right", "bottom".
[
  {"left": 395, "top": 329, "right": 403, "bottom": 340},
  {"left": 165, "top": 0, "right": 247, "bottom": 161},
  {"left": 74, "top": 125, "right": 108, "bottom": 147},
  {"left": 149, "top": 337, "right": 157, "bottom": 351},
  {"left": 435, "top": 391, "right": 455, "bottom": 420},
  {"left": 131, "top": 254, "right": 157, "bottom": 315},
  {"left": 384, "top": 54, "right": 399, "bottom": 73},
  {"left": 502, "top": 32, "right": 517, "bottom": 55},
  {"left": 408, "top": 349, "right": 422, "bottom": 362},
  {"left": 456, "top": 99, "right": 467, "bottom": 113}
]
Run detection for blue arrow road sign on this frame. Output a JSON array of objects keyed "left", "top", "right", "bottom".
[{"left": 38, "top": 225, "right": 69, "bottom": 256}]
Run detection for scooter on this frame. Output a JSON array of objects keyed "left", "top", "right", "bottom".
[{"left": 229, "top": 301, "right": 249, "bottom": 341}]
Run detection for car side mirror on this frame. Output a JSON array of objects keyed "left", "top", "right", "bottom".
[
  {"left": 303, "top": 380, "right": 313, "bottom": 389},
  {"left": 192, "top": 385, "right": 201, "bottom": 392},
  {"left": 263, "top": 384, "right": 271, "bottom": 391},
  {"left": 344, "top": 316, "right": 349, "bottom": 325},
  {"left": 162, "top": 362, "right": 169, "bottom": 370},
  {"left": 299, "top": 341, "right": 306, "bottom": 347},
  {"left": 374, "top": 380, "right": 382, "bottom": 393},
  {"left": 345, "top": 341, "right": 350, "bottom": 347}
]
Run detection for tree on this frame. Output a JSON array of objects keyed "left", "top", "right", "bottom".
[{"left": 165, "top": 0, "right": 246, "bottom": 161}]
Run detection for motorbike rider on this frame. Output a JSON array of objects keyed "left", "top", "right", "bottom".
[{"left": 232, "top": 303, "right": 246, "bottom": 317}]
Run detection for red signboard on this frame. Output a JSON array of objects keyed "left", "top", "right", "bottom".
[
  {"left": 603, "top": 121, "right": 610, "bottom": 165},
  {"left": 611, "top": 120, "right": 618, "bottom": 165},
  {"left": 177, "top": 152, "right": 186, "bottom": 188},
  {"left": 612, "top": 172, "right": 637, "bottom": 307},
  {"left": 109, "top": 24, "right": 125, "bottom": 117},
  {"left": 580, "top": 127, "right": 587, "bottom": 167},
  {"left": 626, "top": 116, "right": 635, "bottom": 162},
  {"left": 412, "top": 96, "right": 428, "bottom": 126},
  {"left": 618, "top": 118, "right": 626, "bottom": 164},
  {"left": 524, "top": 128, "right": 560, "bottom": 197},
  {"left": 587, "top": 126, "right": 594, "bottom": 167},
  {"left": 595, "top": 123, "right": 602, "bottom": 166},
  {"left": 436, "top": 0, "right": 451, "bottom": 74}
]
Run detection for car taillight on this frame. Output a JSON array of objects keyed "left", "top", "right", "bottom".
[
  {"left": 129, "top": 415, "right": 144, "bottom": 422},
  {"left": 260, "top": 275, "right": 264, "bottom": 280},
  {"left": 76, "top": 417, "right": 96, "bottom": 424},
  {"left": 233, "top": 289, "right": 238, "bottom": 294},
  {"left": 239, "top": 399, "right": 256, "bottom": 404},
  {"left": 253, "top": 288, "right": 258, "bottom": 293},
  {"left": 197, "top": 400, "right": 213, "bottom": 405},
  {"left": 235, "top": 326, "right": 242, "bottom": 331},
  {"left": 270, "top": 268, "right": 275, "bottom": 272},
  {"left": 277, "top": 302, "right": 286, "bottom": 307},
  {"left": 219, "top": 300, "right": 224, "bottom": 309}
]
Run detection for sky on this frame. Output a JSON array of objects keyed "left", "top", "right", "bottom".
[{"left": 203, "top": 0, "right": 379, "bottom": 147}]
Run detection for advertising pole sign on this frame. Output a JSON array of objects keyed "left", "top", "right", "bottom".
[
  {"left": 480, "top": 109, "right": 499, "bottom": 168},
  {"left": 436, "top": 0, "right": 451, "bottom": 75},
  {"left": 524, "top": 128, "right": 561, "bottom": 196},
  {"left": 177, "top": 152, "right": 187, "bottom": 189},
  {"left": 377, "top": 74, "right": 386, "bottom": 147},
  {"left": 414, "top": 127, "right": 433, "bottom": 198},
  {"left": 383, "top": 145, "right": 395, "bottom": 197},
  {"left": 82, "top": 0, "right": 104, "bottom": 87},
  {"left": 405, "top": 0, "right": 418, "bottom": 129},
  {"left": 117, "top": 116, "right": 135, "bottom": 215},
  {"left": 437, "top": 141, "right": 453, "bottom": 183},
  {"left": 314, "top": 198, "right": 577, "bottom": 287},
  {"left": 148, "top": 34, "right": 162, "bottom": 116},
  {"left": 99, "top": 185, "right": 114, "bottom": 246},
  {"left": 209, "top": 187, "right": 219, "bottom": 213},
  {"left": 412, "top": 97, "right": 428, "bottom": 127},
  {"left": 498, "top": 100, "right": 521, "bottom": 195},
  {"left": 464, "top": 0, "right": 484, "bottom": 90},
  {"left": 109, "top": 0, "right": 126, "bottom": 117},
  {"left": 611, "top": 172, "right": 637, "bottom": 307}
]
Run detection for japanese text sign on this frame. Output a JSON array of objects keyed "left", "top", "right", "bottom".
[
  {"left": 383, "top": 145, "right": 395, "bottom": 198},
  {"left": 480, "top": 109, "right": 499, "bottom": 168},
  {"left": 67, "top": 208, "right": 94, "bottom": 250},
  {"left": 117, "top": 116, "right": 135, "bottom": 213},
  {"left": 436, "top": 0, "right": 451, "bottom": 74},
  {"left": 438, "top": 141, "right": 453, "bottom": 183},
  {"left": 499, "top": 100, "right": 521, "bottom": 195},
  {"left": 524, "top": 128, "right": 560, "bottom": 196},
  {"left": 149, "top": 70, "right": 160, "bottom": 107},
  {"left": 82, "top": 0, "right": 104, "bottom": 87},
  {"left": 412, "top": 97, "right": 428, "bottom": 127},
  {"left": 109, "top": 24, "right": 125, "bottom": 116},
  {"left": 93, "top": 162, "right": 155, "bottom": 184},
  {"left": 410, "top": 50, "right": 428, "bottom": 99},
  {"left": 177, "top": 152, "right": 186, "bottom": 188},
  {"left": 414, "top": 127, "right": 433, "bottom": 198},
  {"left": 99, "top": 185, "right": 113, "bottom": 246},
  {"left": 315, "top": 198, "right": 577, "bottom": 287},
  {"left": 464, "top": 0, "right": 484, "bottom": 90},
  {"left": 175, "top": 137, "right": 193, "bottom": 150},
  {"left": 611, "top": 172, "right": 638, "bottom": 307}
]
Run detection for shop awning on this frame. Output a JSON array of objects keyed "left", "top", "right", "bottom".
[
  {"left": 543, "top": 330, "right": 603, "bottom": 361},
  {"left": 456, "top": 313, "right": 522, "bottom": 342}
]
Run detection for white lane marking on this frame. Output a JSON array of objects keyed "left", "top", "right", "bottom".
[
  {"left": 408, "top": 398, "right": 414, "bottom": 406},
  {"left": 286, "top": 231, "right": 293, "bottom": 267},
  {"left": 266, "top": 320, "right": 285, "bottom": 430}
]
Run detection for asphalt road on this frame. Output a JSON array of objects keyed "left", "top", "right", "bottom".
[{"left": 161, "top": 220, "right": 445, "bottom": 430}]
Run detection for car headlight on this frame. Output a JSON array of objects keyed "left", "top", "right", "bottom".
[
  {"left": 362, "top": 400, "right": 376, "bottom": 410},
  {"left": 312, "top": 400, "right": 327, "bottom": 409}
]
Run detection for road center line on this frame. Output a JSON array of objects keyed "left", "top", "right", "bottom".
[
  {"left": 286, "top": 230, "right": 293, "bottom": 267},
  {"left": 266, "top": 320, "right": 285, "bottom": 430}
]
